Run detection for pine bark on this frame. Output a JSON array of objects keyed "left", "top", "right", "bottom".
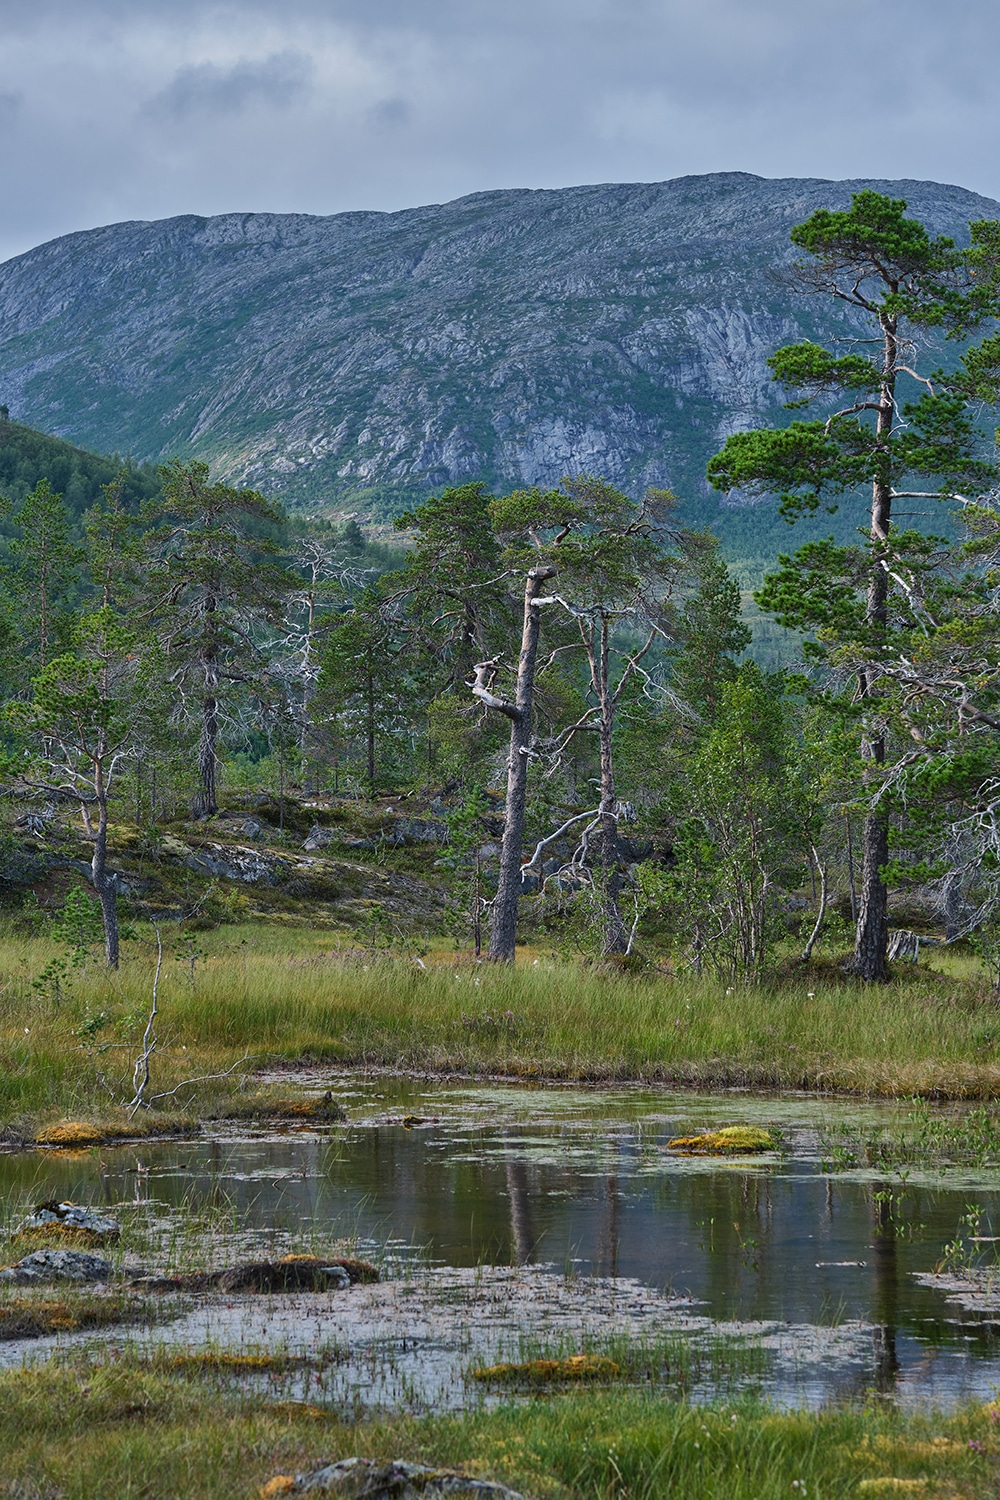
[
  {"left": 852, "top": 311, "right": 896, "bottom": 981},
  {"left": 91, "top": 752, "right": 119, "bottom": 969},
  {"left": 596, "top": 619, "right": 628, "bottom": 955},
  {"left": 488, "top": 565, "right": 556, "bottom": 962}
]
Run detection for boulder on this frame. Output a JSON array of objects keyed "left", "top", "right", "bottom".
[
  {"left": 19, "top": 1201, "right": 121, "bottom": 1240},
  {"left": 395, "top": 819, "right": 448, "bottom": 845},
  {"left": 303, "top": 825, "right": 334, "bottom": 851},
  {"left": 185, "top": 843, "right": 287, "bottom": 885},
  {"left": 0, "top": 1249, "right": 113, "bottom": 1284},
  {"left": 260, "top": 1458, "right": 524, "bottom": 1499}
]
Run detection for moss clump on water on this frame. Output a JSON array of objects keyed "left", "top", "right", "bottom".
[
  {"left": 471, "top": 1354, "right": 621, "bottom": 1384},
  {"left": 667, "top": 1125, "right": 778, "bottom": 1154}
]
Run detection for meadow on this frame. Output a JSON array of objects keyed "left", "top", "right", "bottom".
[{"left": 1, "top": 919, "right": 1000, "bottom": 1136}]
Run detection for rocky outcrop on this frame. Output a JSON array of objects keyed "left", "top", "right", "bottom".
[
  {"left": 260, "top": 1458, "right": 523, "bottom": 1499},
  {"left": 0, "top": 172, "right": 995, "bottom": 548},
  {"left": 0, "top": 1249, "right": 112, "bottom": 1283}
]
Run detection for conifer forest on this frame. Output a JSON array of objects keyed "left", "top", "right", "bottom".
[{"left": 4, "top": 193, "right": 1000, "bottom": 990}]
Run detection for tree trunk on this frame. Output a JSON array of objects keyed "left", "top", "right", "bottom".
[
  {"left": 488, "top": 565, "right": 556, "bottom": 962},
  {"left": 91, "top": 759, "right": 119, "bottom": 969},
  {"left": 597, "top": 624, "right": 628, "bottom": 955},
  {"left": 193, "top": 593, "right": 219, "bottom": 819},
  {"left": 852, "top": 314, "right": 895, "bottom": 982},
  {"left": 366, "top": 668, "right": 376, "bottom": 795},
  {"left": 193, "top": 683, "right": 218, "bottom": 818}
]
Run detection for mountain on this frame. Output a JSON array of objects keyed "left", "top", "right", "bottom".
[
  {"left": 0, "top": 418, "right": 160, "bottom": 522},
  {"left": 0, "top": 172, "right": 997, "bottom": 572}
]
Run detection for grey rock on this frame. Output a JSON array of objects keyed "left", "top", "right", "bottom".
[
  {"left": 0, "top": 1249, "right": 113, "bottom": 1284},
  {"left": 303, "top": 824, "right": 334, "bottom": 851},
  {"left": 518, "top": 870, "right": 540, "bottom": 895},
  {"left": 184, "top": 843, "right": 286, "bottom": 885},
  {"left": 477, "top": 842, "right": 501, "bottom": 863},
  {"left": 396, "top": 819, "right": 448, "bottom": 845},
  {"left": 20, "top": 1201, "right": 120, "bottom": 1239},
  {"left": 283, "top": 1457, "right": 523, "bottom": 1498},
  {"left": 0, "top": 174, "right": 993, "bottom": 557}
]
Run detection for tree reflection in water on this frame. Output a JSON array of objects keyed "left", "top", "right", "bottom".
[{"left": 871, "top": 1186, "right": 900, "bottom": 1393}]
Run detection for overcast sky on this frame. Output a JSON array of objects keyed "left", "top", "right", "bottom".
[{"left": 0, "top": 0, "right": 997, "bottom": 262}]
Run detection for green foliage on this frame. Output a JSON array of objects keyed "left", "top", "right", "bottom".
[
  {"left": 51, "top": 886, "right": 104, "bottom": 967},
  {"left": 649, "top": 664, "right": 800, "bottom": 980}
]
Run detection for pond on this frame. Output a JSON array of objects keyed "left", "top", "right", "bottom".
[{"left": 4, "top": 1074, "right": 1000, "bottom": 1411}]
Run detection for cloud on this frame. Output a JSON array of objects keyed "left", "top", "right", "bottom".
[
  {"left": 0, "top": 1, "right": 997, "bottom": 263},
  {"left": 148, "top": 50, "right": 313, "bottom": 121}
]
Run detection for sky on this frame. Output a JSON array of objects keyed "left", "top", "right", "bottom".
[{"left": 0, "top": 0, "right": 997, "bottom": 263}]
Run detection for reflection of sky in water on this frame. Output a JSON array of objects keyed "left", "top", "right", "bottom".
[{"left": 5, "top": 1076, "right": 1000, "bottom": 1408}]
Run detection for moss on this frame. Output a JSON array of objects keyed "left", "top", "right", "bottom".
[
  {"left": 0, "top": 1292, "right": 151, "bottom": 1341},
  {"left": 33, "top": 1115, "right": 197, "bottom": 1147},
  {"left": 667, "top": 1125, "right": 779, "bottom": 1155},
  {"left": 471, "top": 1354, "right": 621, "bottom": 1384}
]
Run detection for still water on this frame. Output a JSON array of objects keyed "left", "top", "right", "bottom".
[{"left": 5, "top": 1075, "right": 1000, "bottom": 1406}]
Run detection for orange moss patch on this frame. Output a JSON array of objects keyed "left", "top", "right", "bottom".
[
  {"left": 33, "top": 1121, "right": 105, "bottom": 1147},
  {"left": 471, "top": 1354, "right": 621, "bottom": 1384},
  {"left": 667, "top": 1126, "right": 778, "bottom": 1155},
  {"left": 0, "top": 1295, "right": 138, "bottom": 1341}
]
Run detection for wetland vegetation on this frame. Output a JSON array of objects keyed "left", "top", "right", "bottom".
[{"left": 9, "top": 191, "right": 1000, "bottom": 1497}]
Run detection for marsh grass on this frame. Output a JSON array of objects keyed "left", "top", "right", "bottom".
[
  {"left": 0, "top": 1287, "right": 166, "bottom": 1342},
  {"left": 819, "top": 1099, "right": 1000, "bottom": 1172},
  {"left": 468, "top": 1328, "right": 769, "bottom": 1394},
  {"left": 3, "top": 1359, "right": 1000, "bottom": 1499},
  {"left": 5, "top": 923, "right": 1000, "bottom": 1129}
]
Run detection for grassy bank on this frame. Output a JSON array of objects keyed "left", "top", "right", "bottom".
[
  {"left": 1, "top": 1359, "right": 999, "bottom": 1499},
  {"left": 3, "top": 922, "right": 1000, "bottom": 1130}
]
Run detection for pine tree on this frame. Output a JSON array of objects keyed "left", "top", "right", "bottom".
[{"left": 707, "top": 192, "right": 1000, "bottom": 980}]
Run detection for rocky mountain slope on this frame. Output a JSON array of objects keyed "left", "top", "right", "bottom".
[{"left": 0, "top": 172, "right": 996, "bottom": 563}]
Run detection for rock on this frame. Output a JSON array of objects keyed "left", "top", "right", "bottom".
[
  {"left": 261, "top": 1458, "right": 524, "bottom": 1498},
  {"left": 19, "top": 1200, "right": 121, "bottom": 1240},
  {"left": 184, "top": 843, "right": 287, "bottom": 885},
  {"left": 477, "top": 842, "right": 501, "bottom": 863},
  {"left": 303, "top": 825, "right": 334, "bottom": 851},
  {"left": 518, "top": 870, "right": 540, "bottom": 895},
  {"left": 240, "top": 819, "right": 264, "bottom": 841},
  {"left": 395, "top": 819, "right": 449, "bottom": 845},
  {"left": 0, "top": 1249, "right": 113, "bottom": 1284}
]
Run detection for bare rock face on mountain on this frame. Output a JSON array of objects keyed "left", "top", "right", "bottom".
[{"left": 0, "top": 172, "right": 996, "bottom": 544}]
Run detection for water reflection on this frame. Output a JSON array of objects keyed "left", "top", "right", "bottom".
[{"left": 5, "top": 1079, "right": 1000, "bottom": 1404}]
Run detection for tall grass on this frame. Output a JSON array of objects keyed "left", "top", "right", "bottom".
[
  {"left": 3, "top": 921, "right": 1000, "bottom": 1125},
  {"left": 2, "top": 1361, "right": 1000, "bottom": 1499}
]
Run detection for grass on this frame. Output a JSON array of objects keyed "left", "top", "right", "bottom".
[
  {"left": 0, "top": 1287, "right": 168, "bottom": 1342},
  {"left": 2, "top": 1358, "right": 1000, "bottom": 1498},
  {"left": 4, "top": 921, "right": 1000, "bottom": 1131},
  {"left": 467, "top": 1328, "right": 769, "bottom": 1394}
]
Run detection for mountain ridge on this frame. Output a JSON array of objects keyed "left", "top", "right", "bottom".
[{"left": 1, "top": 171, "right": 997, "bottom": 566}]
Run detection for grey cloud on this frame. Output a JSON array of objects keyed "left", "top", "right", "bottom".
[
  {"left": 0, "top": 1, "right": 998, "bottom": 263},
  {"left": 369, "top": 97, "right": 412, "bottom": 130},
  {"left": 148, "top": 49, "right": 313, "bottom": 121}
]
